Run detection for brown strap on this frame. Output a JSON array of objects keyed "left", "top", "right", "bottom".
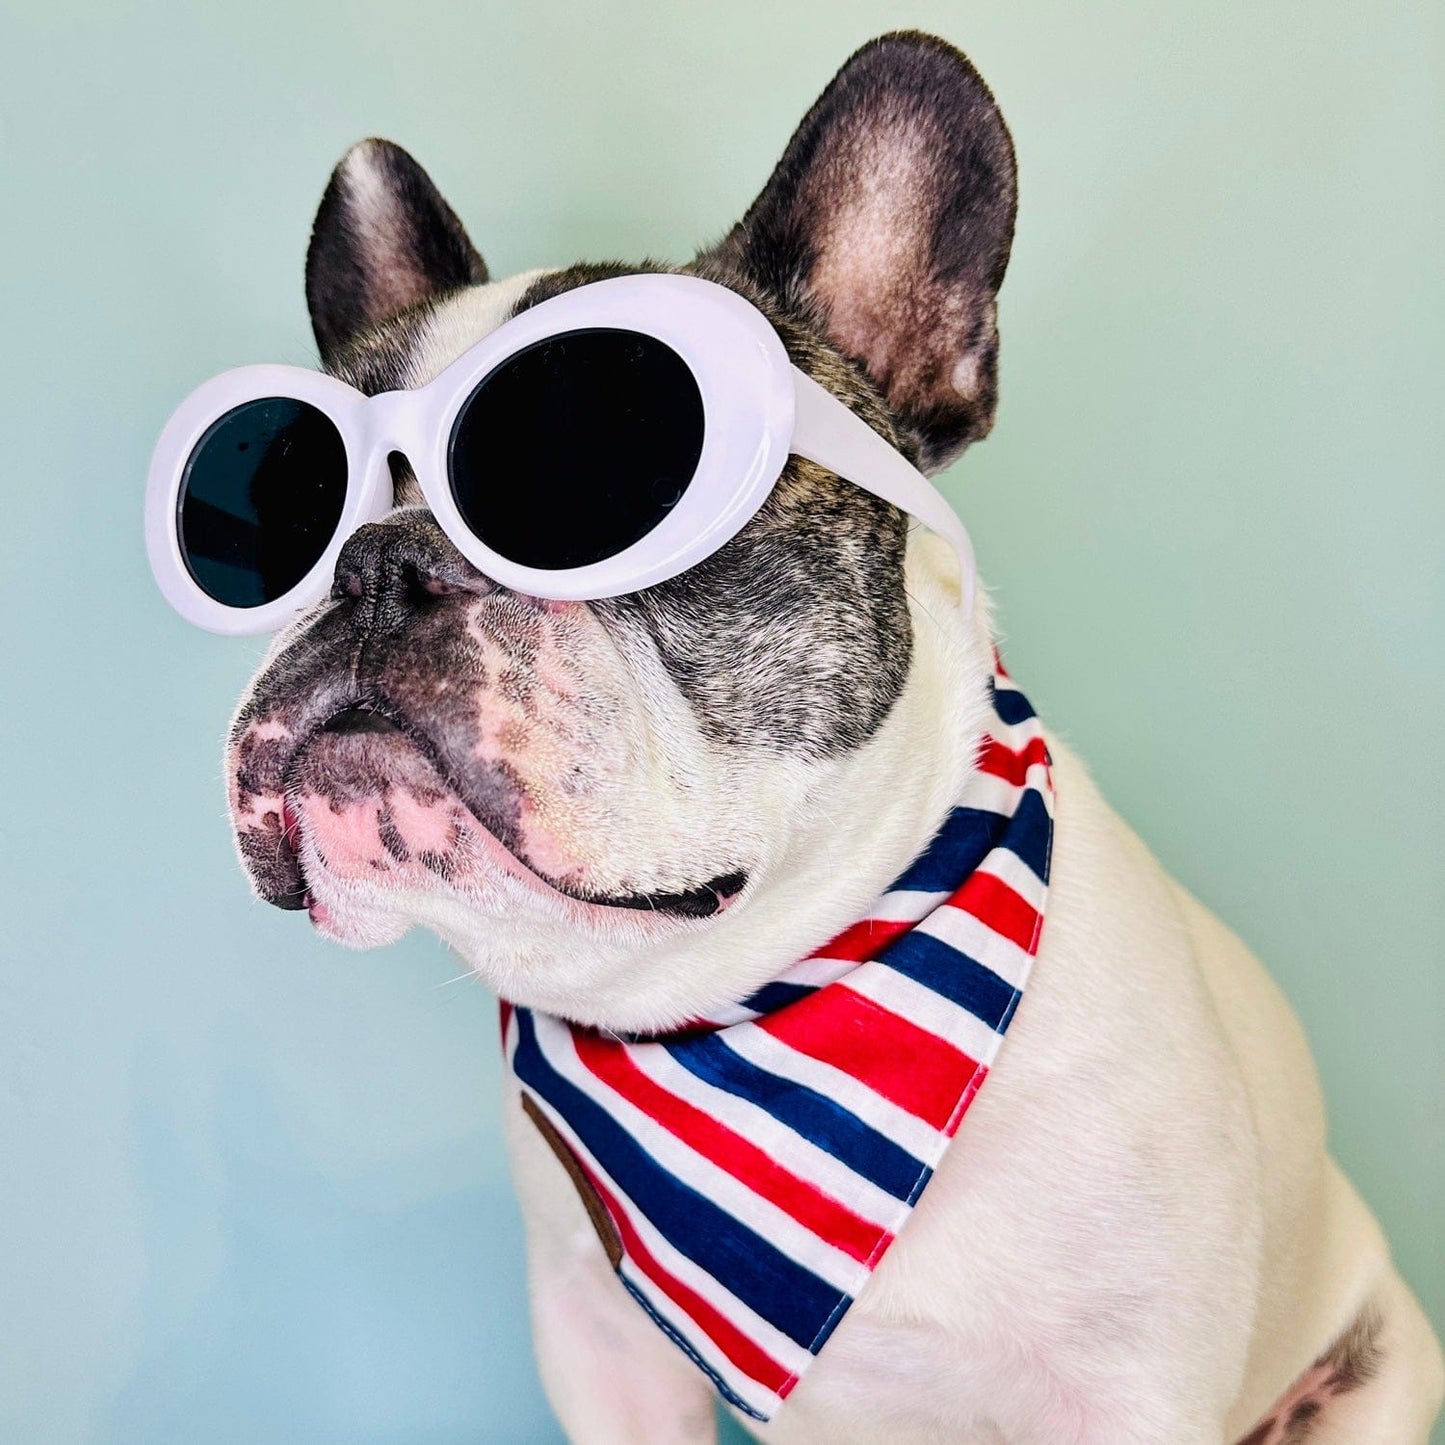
[{"left": 520, "top": 1090, "right": 623, "bottom": 1268}]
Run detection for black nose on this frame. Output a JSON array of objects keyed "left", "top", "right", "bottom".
[{"left": 332, "top": 513, "right": 494, "bottom": 633}]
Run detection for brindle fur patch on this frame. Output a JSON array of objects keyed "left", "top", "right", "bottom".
[{"left": 1233, "top": 1308, "right": 1384, "bottom": 1444}]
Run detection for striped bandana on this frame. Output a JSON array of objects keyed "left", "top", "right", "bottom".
[{"left": 501, "top": 659, "right": 1054, "bottom": 1421}]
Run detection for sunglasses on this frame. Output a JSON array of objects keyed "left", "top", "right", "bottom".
[{"left": 145, "top": 273, "right": 975, "bottom": 634}]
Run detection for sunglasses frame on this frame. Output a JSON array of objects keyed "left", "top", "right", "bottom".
[{"left": 145, "top": 272, "right": 975, "bottom": 635}]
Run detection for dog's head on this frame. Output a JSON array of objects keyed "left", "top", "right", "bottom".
[{"left": 225, "top": 32, "right": 1017, "bottom": 1030}]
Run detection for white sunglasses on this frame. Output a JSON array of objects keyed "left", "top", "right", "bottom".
[{"left": 145, "top": 272, "right": 975, "bottom": 634}]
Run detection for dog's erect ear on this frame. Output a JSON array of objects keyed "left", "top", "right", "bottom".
[
  {"left": 707, "top": 32, "right": 1017, "bottom": 472},
  {"left": 305, "top": 138, "right": 488, "bottom": 366}
]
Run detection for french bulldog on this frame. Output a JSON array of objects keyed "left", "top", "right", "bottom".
[{"left": 221, "top": 31, "right": 1443, "bottom": 1444}]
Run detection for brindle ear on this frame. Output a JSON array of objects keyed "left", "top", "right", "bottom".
[
  {"left": 707, "top": 32, "right": 1017, "bottom": 473},
  {"left": 305, "top": 138, "right": 488, "bottom": 366}
]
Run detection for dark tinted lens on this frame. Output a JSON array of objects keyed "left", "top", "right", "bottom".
[
  {"left": 449, "top": 328, "right": 704, "bottom": 571},
  {"left": 178, "top": 397, "right": 347, "bottom": 607}
]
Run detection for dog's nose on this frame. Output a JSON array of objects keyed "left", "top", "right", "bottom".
[{"left": 332, "top": 514, "right": 495, "bottom": 632}]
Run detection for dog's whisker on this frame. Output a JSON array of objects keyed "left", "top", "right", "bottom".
[{"left": 433, "top": 968, "right": 479, "bottom": 989}]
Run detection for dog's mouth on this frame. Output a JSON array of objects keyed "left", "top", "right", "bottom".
[{"left": 265, "top": 702, "right": 748, "bottom": 924}]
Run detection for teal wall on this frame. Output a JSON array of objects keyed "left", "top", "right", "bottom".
[{"left": 2, "top": 2, "right": 1439, "bottom": 1440}]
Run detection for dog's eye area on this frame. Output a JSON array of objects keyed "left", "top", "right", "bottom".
[
  {"left": 179, "top": 397, "right": 348, "bottom": 607},
  {"left": 447, "top": 328, "right": 704, "bottom": 572}
]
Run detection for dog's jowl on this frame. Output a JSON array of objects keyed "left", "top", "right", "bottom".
[{"left": 171, "top": 29, "right": 1445, "bottom": 1445}]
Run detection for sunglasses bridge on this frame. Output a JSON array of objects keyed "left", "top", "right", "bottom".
[{"left": 352, "top": 388, "right": 436, "bottom": 467}]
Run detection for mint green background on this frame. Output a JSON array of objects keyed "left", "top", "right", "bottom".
[{"left": 1, "top": 2, "right": 1439, "bottom": 1440}]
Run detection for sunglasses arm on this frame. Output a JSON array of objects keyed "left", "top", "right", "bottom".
[{"left": 788, "top": 368, "right": 977, "bottom": 617}]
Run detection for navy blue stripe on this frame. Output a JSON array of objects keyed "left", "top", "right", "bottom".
[
  {"left": 988, "top": 675, "right": 1036, "bottom": 726},
  {"left": 1000, "top": 787, "right": 1053, "bottom": 885},
  {"left": 889, "top": 807, "right": 1003, "bottom": 893},
  {"left": 512, "top": 1012, "right": 843, "bottom": 1348},
  {"left": 739, "top": 980, "right": 815, "bottom": 1014},
  {"left": 668, "top": 1031, "right": 929, "bottom": 1203},
  {"left": 878, "top": 931, "right": 1018, "bottom": 1031}
]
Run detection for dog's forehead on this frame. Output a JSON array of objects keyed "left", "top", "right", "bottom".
[
  {"left": 410, "top": 268, "right": 555, "bottom": 385},
  {"left": 330, "top": 267, "right": 551, "bottom": 394}
]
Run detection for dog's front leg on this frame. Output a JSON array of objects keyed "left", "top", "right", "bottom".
[{"left": 504, "top": 1085, "right": 720, "bottom": 1444}]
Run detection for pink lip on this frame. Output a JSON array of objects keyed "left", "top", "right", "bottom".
[
  {"left": 284, "top": 766, "right": 645, "bottom": 924},
  {"left": 275, "top": 709, "right": 744, "bottom": 926}
]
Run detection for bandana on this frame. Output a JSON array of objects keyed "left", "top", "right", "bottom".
[{"left": 501, "top": 658, "right": 1054, "bottom": 1421}]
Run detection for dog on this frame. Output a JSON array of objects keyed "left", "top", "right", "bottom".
[{"left": 220, "top": 31, "right": 1443, "bottom": 1443}]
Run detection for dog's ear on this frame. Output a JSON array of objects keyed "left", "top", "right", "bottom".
[
  {"left": 305, "top": 138, "right": 488, "bottom": 366},
  {"left": 706, "top": 32, "right": 1017, "bottom": 472}
]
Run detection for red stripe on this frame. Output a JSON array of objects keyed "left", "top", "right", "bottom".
[
  {"left": 574, "top": 1147, "right": 795, "bottom": 1397},
  {"left": 975, "top": 732, "right": 1049, "bottom": 788},
  {"left": 499, "top": 1000, "right": 514, "bottom": 1044},
  {"left": 573, "top": 1033, "right": 886, "bottom": 1262},
  {"left": 951, "top": 870, "right": 1043, "bottom": 954},
  {"left": 756, "top": 985, "right": 978, "bottom": 1130},
  {"left": 810, "top": 914, "right": 915, "bottom": 964}
]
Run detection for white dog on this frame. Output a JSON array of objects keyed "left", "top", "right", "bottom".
[{"left": 211, "top": 31, "right": 1442, "bottom": 1443}]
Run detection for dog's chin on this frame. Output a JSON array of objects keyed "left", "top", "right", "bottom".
[
  {"left": 296, "top": 885, "right": 414, "bottom": 949},
  {"left": 261, "top": 707, "right": 748, "bottom": 947}
]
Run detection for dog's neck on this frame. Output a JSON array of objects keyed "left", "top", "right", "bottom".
[{"left": 448, "top": 532, "right": 998, "bottom": 1035}]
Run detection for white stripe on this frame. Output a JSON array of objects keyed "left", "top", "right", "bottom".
[
  {"left": 912, "top": 904, "right": 1037, "bottom": 993},
  {"left": 723, "top": 1024, "right": 942, "bottom": 1163},
  {"left": 1003, "top": 710, "right": 1045, "bottom": 741},
  {"left": 534, "top": 1020, "right": 869, "bottom": 1297},
  {"left": 991, "top": 669, "right": 1026, "bottom": 696},
  {"left": 522, "top": 1087, "right": 808, "bottom": 1412},
  {"left": 698, "top": 1000, "right": 764, "bottom": 1028},
  {"left": 974, "top": 846, "right": 1048, "bottom": 913},
  {"left": 958, "top": 768, "right": 1054, "bottom": 821},
  {"left": 842, "top": 969, "right": 1004, "bottom": 1069},
  {"left": 631, "top": 1045, "right": 906, "bottom": 1234},
  {"left": 745, "top": 885, "right": 964, "bottom": 998},
  {"left": 700, "top": 937, "right": 910, "bottom": 1022},
  {"left": 791, "top": 890, "right": 952, "bottom": 978},
  {"left": 860, "top": 886, "right": 953, "bottom": 924},
  {"left": 771, "top": 953, "right": 862, "bottom": 990},
  {"left": 718, "top": 899, "right": 952, "bottom": 1012}
]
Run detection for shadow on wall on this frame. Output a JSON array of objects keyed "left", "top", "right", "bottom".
[{"left": 104, "top": 1024, "right": 558, "bottom": 1445}]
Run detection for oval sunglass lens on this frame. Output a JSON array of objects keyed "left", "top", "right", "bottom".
[
  {"left": 448, "top": 328, "right": 705, "bottom": 573},
  {"left": 178, "top": 397, "right": 348, "bottom": 608}
]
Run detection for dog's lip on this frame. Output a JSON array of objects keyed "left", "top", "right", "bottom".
[
  {"left": 316, "top": 704, "right": 405, "bottom": 739},
  {"left": 275, "top": 699, "right": 749, "bottom": 922}
]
